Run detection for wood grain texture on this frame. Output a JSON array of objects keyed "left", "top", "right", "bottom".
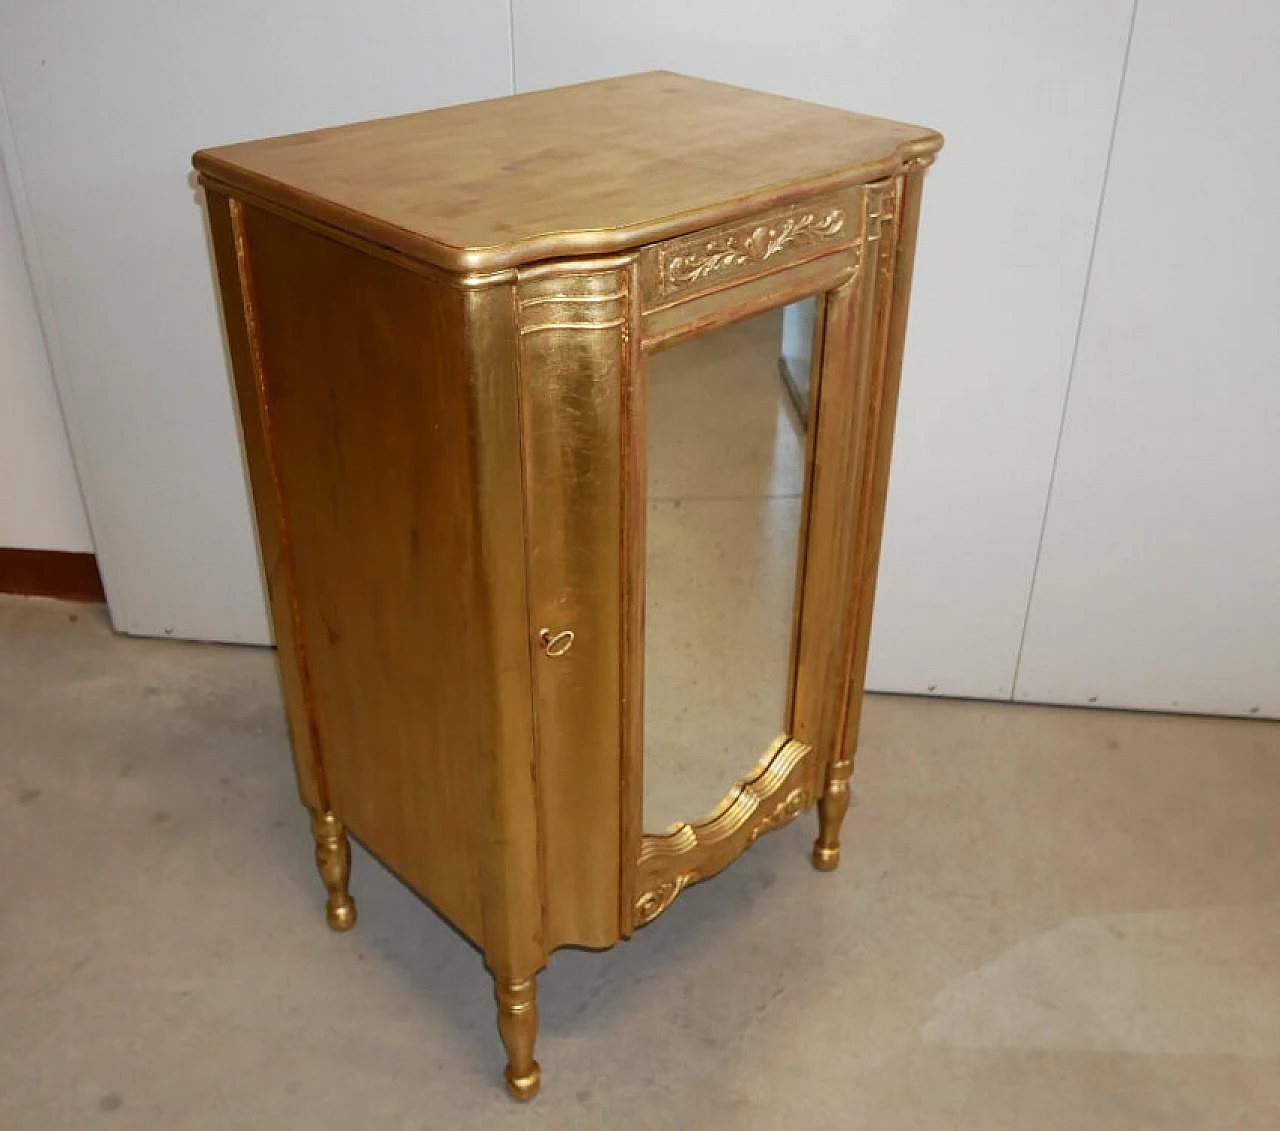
[
  {"left": 238, "top": 205, "right": 491, "bottom": 943},
  {"left": 206, "top": 191, "right": 325, "bottom": 812},
  {"left": 193, "top": 73, "right": 940, "bottom": 273}
]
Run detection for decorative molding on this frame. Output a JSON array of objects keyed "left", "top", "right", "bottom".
[
  {"left": 516, "top": 266, "right": 632, "bottom": 336},
  {"left": 750, "top": 785, "right": 807, "bottom": 844},
  {"left": 659, "top": 208, "right": 846, "bottom": 294},
  {"left": 641, "top": 182, "right": 907, "bottom": 314},
  {"left": 864, "top": 179, "right": 898, "bottom": 244},
  {"left": 863, "top": 178, "right": 901, "bottom": 287},
  {"left": 900, "top": 153, "right": 937, "bottom": 172},
  {"left": 633, "top": 873, "right": 695, "bottom": 928},
  {"left": 633, "top": 738, "right": 814, "bottom": 928}
]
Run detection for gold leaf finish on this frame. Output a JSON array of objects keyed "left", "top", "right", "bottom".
[
  {"left": 309, "top": 810, "right": 356, "bottom": 931},
  {"left": 633, "top": 874, "right": 694, "bottom": 928},
  {"left": 194, "top": 73, "right": 941, "bottom": 273},
  {"left": 495, "top": 975, "right": 541, "bottom": 1101},
  {"left": 812, "top": 760, "right": 852, "bottom": 871},
  {"left": 660, "top": 208, "right": 846, "bottom": 293},
  {"left": 198, "top": 72, "right": 940, "bottom": 1099},
  {"left": 752, "top": 786, "right": 809, "bottom": 843},
  {"left": 516, "top": 257, "right": 636, "bottom": 952},
  {"left": 633, "top": 739, "right": 814, "bottom": 929}
]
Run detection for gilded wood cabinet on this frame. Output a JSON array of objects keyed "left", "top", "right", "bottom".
[{"left": 195, "top": 72, "right": 940, "bottom": 1100}]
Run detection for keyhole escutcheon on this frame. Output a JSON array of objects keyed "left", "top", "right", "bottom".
[{"left": 539, "top": 628, "right": 575, "bottom": 658}]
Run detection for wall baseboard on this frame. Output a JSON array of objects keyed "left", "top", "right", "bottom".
[{"left": 0, "top": 548, "right": 105, "bottom": 602}]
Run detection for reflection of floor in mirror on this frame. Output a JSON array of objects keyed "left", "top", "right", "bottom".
[
  {"left": 644, "top": 308, "right": 807, "bottom": 833},
  {"left": 5, "top": 591, "right": 1279, "bottom": 1128}
]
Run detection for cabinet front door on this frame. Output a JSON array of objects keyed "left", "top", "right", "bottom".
[{"left": 516, "top": 171, "right": 928, "bottom": 945}]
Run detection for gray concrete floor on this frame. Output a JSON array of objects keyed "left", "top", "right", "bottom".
[{"left": 3, "top": 593, "right": 1279, "bottom": 1129}]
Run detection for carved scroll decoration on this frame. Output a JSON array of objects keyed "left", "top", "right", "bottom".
[{"left": 633, "top": 738, "right": 815, "bottom": 928}]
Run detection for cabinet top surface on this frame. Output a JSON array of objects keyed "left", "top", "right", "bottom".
[{"left": 193, "top": 72, "right": 940, "bottom": 274}]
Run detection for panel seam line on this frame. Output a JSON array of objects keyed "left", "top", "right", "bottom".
[{"left": 1010, "top": 0, "right": 1141, "bottom": 698}]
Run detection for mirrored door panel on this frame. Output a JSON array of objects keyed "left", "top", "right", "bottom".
[{"left": 643, "top": 306, "right": 814, "bottom": 834}]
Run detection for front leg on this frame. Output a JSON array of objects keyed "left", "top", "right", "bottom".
[
  {"left": 494, "top": 973, "right": 541, "bottom": 1100},
  {"left": 811, "top": 758, "right": 852, "bottom": 871},
  {"left": 309, "top": 810, "right": 357, "bottom": 930}
]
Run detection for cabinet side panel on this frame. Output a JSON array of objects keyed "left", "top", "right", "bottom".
[
  {"left": 204, "top": 191, "right": 324, "bottom": 811},
  {"left": 239, "top": 205, "right": 487, "bottom": 942}
]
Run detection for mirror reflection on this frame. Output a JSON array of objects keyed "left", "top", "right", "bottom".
[
  {"left": 643, "top": 304, "right": 815, "bottom": 833},
  {"left": 779, "top": 297, "right": 818, "bottom": 424}
]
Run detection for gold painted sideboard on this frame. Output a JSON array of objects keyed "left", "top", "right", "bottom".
[{"left": 194, "top": 72, "right": 940, "bottom": 1100}]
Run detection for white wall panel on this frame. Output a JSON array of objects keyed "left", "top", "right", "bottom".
[
  {"left": 513, "top": 0, "right": 1135, "bottom": 696},
  {"left": 0, "top": 143, "right": 91, "bottom": 552},
  {"left": 1016, "top": 1, "right": 1280, "bottom": 717},
  {"left": 0, "top": 2, "right": 511, "bottom": 640}
]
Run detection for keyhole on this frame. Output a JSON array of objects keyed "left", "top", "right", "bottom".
[{"left": 539, "top": 628, "right": 575, "bottom": 658}]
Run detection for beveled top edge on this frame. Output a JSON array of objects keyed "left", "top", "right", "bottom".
[{"left": 194, "top": 72, "right": 942, "bottom": 275}]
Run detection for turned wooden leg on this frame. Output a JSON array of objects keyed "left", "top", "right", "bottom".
[
  {"left": 310, "top": 810, "right": 357, "bottom": 931},
  {"left": 812, "top": 759, "right": 852, "bottom": 871},
  {"left": 494, "top": 974, "right": 541, "bottom": 1101}
]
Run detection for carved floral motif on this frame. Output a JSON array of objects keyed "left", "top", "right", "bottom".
[
  {"left": 660, "top": 209, "right": 846, "bottom": 292},
  {"left": 747, "top": 786, "right": 808, "bottom": 845}
]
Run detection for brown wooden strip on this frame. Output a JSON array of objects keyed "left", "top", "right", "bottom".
[{"left": 0, "top": 548, "right": 105, "bottom": 602}]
